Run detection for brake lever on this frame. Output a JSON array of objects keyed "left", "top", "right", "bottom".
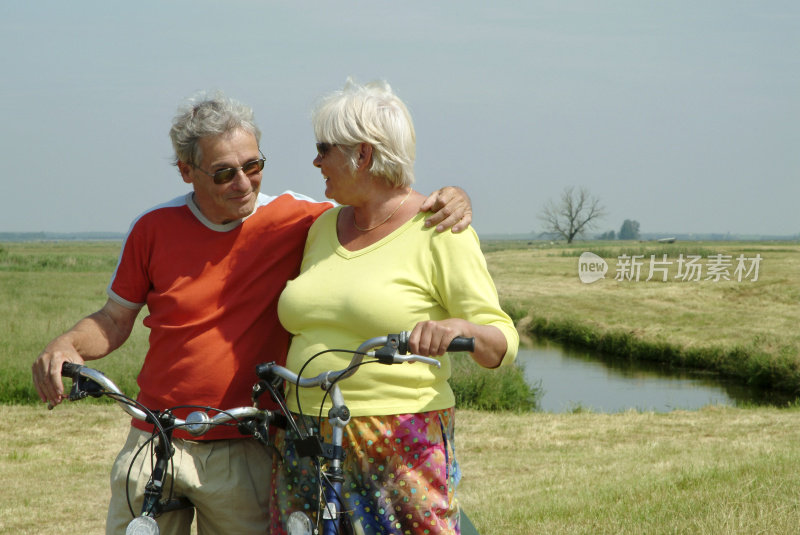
[
  {"left": 373, "top": 333, "right": 405, "bottom": 364},
  {"left": 67, "top": 380, "right": 89, "bottom": 402},
  {"left": 77, "top": 374, "right": 106, "bottom": 399},
  {"left": 393, "top": 354, "right": 441, "bottom": 368},
  {"left": 61, "top": 370, "right": 106, "bottom": 403}
]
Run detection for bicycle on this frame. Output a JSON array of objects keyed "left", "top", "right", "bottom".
[
  {"left": 253, "top": 331, "right": 476, "bottom": 535},
  {"left": 59, "top": 331, "right": 477, "bottom": 535},
  {"left": 58, "top": 361, "right": 277, "bottom": 535}
]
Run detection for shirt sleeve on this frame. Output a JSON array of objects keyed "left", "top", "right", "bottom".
[
  {"left": 429, "top": 228, "right": 519, "bottom": 367},
  {"left": 107, "top": 218, "right": 151, "bottom": 309}
]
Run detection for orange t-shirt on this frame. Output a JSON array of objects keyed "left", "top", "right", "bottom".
[{"left": 108, "top": 191, "right": 330, "bottom": 439}]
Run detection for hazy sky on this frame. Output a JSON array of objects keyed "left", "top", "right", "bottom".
[{"left": 1, "top": 1, "right": 798, "bottom": 237}]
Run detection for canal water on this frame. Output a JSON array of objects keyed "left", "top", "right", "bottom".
[{"left": 518, "top": 339, "right": 794, "bottom": 413}]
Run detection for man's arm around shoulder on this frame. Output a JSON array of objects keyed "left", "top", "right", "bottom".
[{"left": 420, "top": 186, "right": 472, "bottom": 233}]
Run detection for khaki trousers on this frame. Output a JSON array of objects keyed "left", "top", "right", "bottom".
[{"left": 106, "top": 427, "right": 273, "bottom": 535}]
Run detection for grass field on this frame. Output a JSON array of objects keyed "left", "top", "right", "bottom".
[
  {"left": 4, "top": 404, "right": 800, "bottom": 534},
  {"left": 6, "top": 239, "right": 800, "bottom": 402},
  {"left": 3, "top": 239, "right": 800, "bottom": 534},
  {"left": 486, "top": 240, "right": 800, "bottom": 394},
  {"left": 1, "top": 241, "right": 148, "bottom": 401}
]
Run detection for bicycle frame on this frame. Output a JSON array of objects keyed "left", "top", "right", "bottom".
[
  {"left": 255, "top": 331, "right": 474, "bottom": 535},
  {"left": 59, "top": 363, "right": 274, "bottom": 535}
]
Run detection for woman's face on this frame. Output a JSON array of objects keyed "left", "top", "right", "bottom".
[{"left": 313, "top": 144, "right": 363, "bottom": 204}]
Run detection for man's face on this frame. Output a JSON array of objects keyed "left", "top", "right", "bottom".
[{"left": 178, "top": 129, "right": 263, "bottom": 225}]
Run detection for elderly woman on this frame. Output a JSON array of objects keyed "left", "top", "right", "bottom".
[{"left": 272, "top": 79, "right": 519, "bottom": 534}]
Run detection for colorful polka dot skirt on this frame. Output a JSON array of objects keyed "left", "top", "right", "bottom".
[{"left": 270, "top": 408, "right": 461, "bottom": 534}]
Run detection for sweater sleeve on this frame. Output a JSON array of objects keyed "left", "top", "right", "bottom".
[{"left": 429, "top": 227, "right": 519, "bottom": 367}]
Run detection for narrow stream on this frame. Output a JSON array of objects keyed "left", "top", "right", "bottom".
[{"left": 518, "top": 339, "right": 795, "bottom": 413}]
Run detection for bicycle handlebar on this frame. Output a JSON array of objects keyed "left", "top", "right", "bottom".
[
  {"left": 60, "top": 362, "right": 151, "bottom": 422},
  {"left": 59, "top": 331, "right": 474, "bottom": 435},
  {"left": 255, "top": 331, "right": 475, "bottom": 388},
  {"left": 59, "top": 363, "right": 268, "bottom": 437}
]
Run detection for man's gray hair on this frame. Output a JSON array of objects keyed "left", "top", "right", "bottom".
[{"left": 170, "top": 91, "right": 261, "bottom": 167}]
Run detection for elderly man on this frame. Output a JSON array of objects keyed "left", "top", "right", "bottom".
[{"left": 31, "top": 91, "right": 472, "bottom": 535}]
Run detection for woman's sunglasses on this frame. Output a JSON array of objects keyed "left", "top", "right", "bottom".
[{"left": 316, "top": 142, "right": 337, "bottom": 157}]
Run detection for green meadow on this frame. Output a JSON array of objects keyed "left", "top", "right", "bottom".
[{"left": 2, "top": 239, "right": 800, "bottom": 534}]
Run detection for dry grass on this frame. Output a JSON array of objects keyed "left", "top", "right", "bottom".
[
  {"left": 486, "top": 241, "right": 800, "bottom": 356},
  {"left": 456, "top": 406, "right": 800, "bottom": 534},
  {"left": 0, "top": 404, "right": 127, "bottom": 534},
  {"left": 4, "top": 404, "right": 800, "bottom": 534}
]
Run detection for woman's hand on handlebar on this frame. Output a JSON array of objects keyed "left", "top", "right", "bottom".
[
  {"left": 32, "top": 340, "right": 85, "bottom": 408},
  {"left": 409, "top": 319, "right": 507, "bottom": 368},
  {"left": 408, "top": 319, "right": 474, "bottom": 357}
]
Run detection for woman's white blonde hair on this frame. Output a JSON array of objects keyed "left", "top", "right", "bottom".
[{"left": 312, "top": 78, "right": 416, "bottom": 187}]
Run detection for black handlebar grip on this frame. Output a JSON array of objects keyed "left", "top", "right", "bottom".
[
  {"left": 447, "top": 336, "right": 475, "bottom": 352},
  {"left": 61, "top": 362, "right": 82, "bottom": 377},
  {"left": 255, "top": 362, "right": 275, "bottom": 380}
]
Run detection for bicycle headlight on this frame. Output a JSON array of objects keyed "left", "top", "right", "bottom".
[
  {"left": 126, "top": 515, "right": 160, "bottom": 535},
  {"left": 286, "top": 511, "right": 314, "bottom": 535}
]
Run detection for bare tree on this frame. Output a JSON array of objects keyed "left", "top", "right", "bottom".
[{"left": 539, "top": 186, "right": 606, "bottom": 243}]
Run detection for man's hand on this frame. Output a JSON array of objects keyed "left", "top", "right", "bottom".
[
  {"left": 420, "top": 186, "right": 472, "bottom": 233},
  {"left": 32, "top": 339, "right": 84, "bottom": 409},
  {"left": 32, "top": 299, "right": 138, "bottom": 408}
]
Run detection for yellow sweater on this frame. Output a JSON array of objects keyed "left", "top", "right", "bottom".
[{"left": 277, "top": 207, "right": 519, "bottom": 417}]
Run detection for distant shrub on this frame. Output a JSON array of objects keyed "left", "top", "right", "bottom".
[
  {"left": 502, "top": 302, "right": 530, "bottom": 324},
  {"left": 450, "top": 355, "right": 541, "bottom": 412}
]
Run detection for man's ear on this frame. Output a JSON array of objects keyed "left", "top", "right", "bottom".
[
  {"left": 177, "top": 161, "right": 194, "bottom": 184},
  {"left": 356, "top": 143, "right": 373, "bottom": 172}
]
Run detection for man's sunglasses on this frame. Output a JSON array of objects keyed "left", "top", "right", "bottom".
[
  {"left": 194, "top": 151, "right": 267, "bottom": 185},
  {"left": 316, "top": 142, "right": 336, "bottom": 157}
]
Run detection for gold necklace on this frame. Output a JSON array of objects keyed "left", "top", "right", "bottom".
[{"left": 352, "top": 189, "right": 413, "bottom": 232}]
